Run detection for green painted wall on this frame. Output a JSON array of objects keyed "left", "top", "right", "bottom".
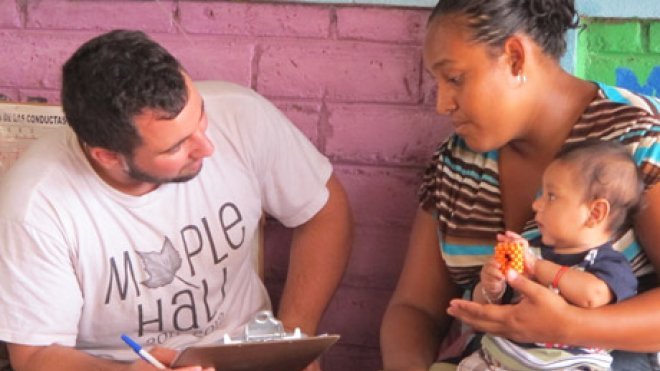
[{"left": 576, "top": 18, "right": 660, "bottom": 96}]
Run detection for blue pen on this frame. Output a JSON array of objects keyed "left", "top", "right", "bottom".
[{"left": 121, "top": 334, "right": 167, "bottom": 370}]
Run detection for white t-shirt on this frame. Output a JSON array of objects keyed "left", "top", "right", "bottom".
[{"left": 0, "top": 81, "right": 332, "bottom": 361}]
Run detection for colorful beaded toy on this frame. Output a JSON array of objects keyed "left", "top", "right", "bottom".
[{"left": 494, "top": 241, "right": 525, "bottom": 275}]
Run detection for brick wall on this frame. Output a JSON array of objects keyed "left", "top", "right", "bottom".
[
  {"left": 577, "top": 18, "right": 660, "bottom": 96},
  {"left": 0, "top": 1, "right": 453, "bottom": 370}
]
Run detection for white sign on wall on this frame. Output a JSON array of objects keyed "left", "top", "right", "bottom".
[{"left": 0, "top": 103, "right": 67, "bottom": 177}]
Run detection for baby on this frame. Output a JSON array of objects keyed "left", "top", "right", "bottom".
[{"left": 461, "top": 140, "right": 645, "bottom": 370}]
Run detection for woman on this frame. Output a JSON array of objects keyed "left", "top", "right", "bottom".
[{"left": 380, "top": 1, "right": 660, "bottom": 370}]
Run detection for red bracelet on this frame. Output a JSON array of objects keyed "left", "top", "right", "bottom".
[{"left": 552, "top": 266, "right": 569, "bottom": 289}]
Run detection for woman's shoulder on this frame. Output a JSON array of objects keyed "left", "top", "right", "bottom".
[
  {"left": 594, "top": 82, "right": 659, "bottom": 116},
  {"left": 573, "top": 83, "right": 658, "bottom": 145}
]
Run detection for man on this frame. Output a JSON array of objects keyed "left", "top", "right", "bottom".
[{"left": 0, "top": 30, "right": 352, "bottom": 370}]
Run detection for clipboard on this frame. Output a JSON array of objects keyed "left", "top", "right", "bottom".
[
  {"left": 171, "top": 334, "right": 339, "bottom": 370},
  {"left": 171, "top": 311, "right": 339, "bottom": 371}
]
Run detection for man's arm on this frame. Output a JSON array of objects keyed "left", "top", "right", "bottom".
[
  {"left": 380, "top": 208, "right": 461, "bottom": 371},
  {"left": 448, "top": 185, "right": 660, "bottom": 351},
  {"left": 276, "top": 174, "right": 353, "bottom": 335},
  {"left": 7, "top": 343, "right": 210, "bottom": 371}
]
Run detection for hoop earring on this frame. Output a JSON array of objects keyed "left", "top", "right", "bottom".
[{"left": 517, "top": 74, "right": 527, "bottom": 85}]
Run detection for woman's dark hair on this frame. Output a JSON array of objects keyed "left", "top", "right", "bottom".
[
  {"left": 61, "top": 29, "right": 188, "bottom": 155},
  {"left": 429, "top": 0, "right": 579, "bottom": 60},
  {"left": 555, "top": 140, "right": 646, "bottom": 237}
]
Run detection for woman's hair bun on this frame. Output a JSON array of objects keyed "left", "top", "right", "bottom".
[
  {"left": 429, "top": 0, "right": 580, "bottom": 59},
  {"left": 523, "top": 0, "right": 579, "bottom": 38}
]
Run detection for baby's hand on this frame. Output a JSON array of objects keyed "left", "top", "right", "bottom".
[
  {"left": 495, "top": 231, "right": 530, "bottom": 275},
  {"left": 480, "top": 257, "right": 505, "bottom": 299},
  {"left": 524, "top": 246, "right": 538, "bottom": 277},
  {"left": 496, "top": 230, "right": 527, "bottom": 244},
  {"left": 499, "top": 231, "right": 538, "bottom": 276}
]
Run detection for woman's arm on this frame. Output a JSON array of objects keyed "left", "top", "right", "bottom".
[
  {"left": 636, "top": 184, "right": 660, "bottom": 283},
  {"left": 448, "top": 185, "right": 660, "bottom": 351},
  {"left": 380, "top": 208, "right": 461, "bottom": 371}
]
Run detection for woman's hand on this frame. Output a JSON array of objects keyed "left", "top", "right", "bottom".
[{"left": 448, "top": 269, "right": 573, "bottom": 344}]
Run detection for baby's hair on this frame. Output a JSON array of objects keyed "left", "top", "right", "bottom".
[
  {"left": 554, "top": 140, "right": 645, "bottom": 236},
  {"left": 428, "top": 0, "right": 579, "bottom": 59}
]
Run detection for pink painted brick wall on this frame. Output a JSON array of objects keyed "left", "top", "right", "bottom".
[
  {"left": 0, "top": 0, "right": 20, "bottom": 29},
  {"left": 0, "top": 1, "right": 452, "bottom": 370}
]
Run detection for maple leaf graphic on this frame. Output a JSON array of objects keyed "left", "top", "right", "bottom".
[{"left": 137, "top": 237, "right": 199, "bottom": 289}]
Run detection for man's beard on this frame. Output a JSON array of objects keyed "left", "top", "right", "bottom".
[{"left": 123, "top": 156, "right": 202, "bottom": 185}]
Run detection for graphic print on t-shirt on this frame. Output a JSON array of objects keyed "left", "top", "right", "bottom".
[
  {"left": 137, "top": 237, "right": 200, "bottom": 289},
  {"left": 103, "top": 201, "right": 250, "bottom": 343}
]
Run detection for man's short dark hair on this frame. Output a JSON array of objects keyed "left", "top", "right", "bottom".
[{"left": 61, "top": 29, "right": 188, "bottom": 155}]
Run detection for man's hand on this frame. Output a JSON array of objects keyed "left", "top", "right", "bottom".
[
  {"left": 447, "top": 269, "right": 574, "bottom": 344},
  {"left": 127, "top": 347, "right": 215, "bottom": 371}
]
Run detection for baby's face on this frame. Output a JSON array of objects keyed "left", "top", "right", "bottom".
[{"left": 532, "top": 162, "right": 593, "bottom": 251}]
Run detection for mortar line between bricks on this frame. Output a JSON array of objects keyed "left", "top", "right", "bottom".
[
  {"left": 331, "top": 161, "right": 427, "bottom": 170},
  {"left": 251, "top": 44, "right": 263, "bottom": 91},
  {"left": 268, "top": 99, "right": 435, "bottom": 109},
  {"left": 641, "top": 21, "right": 650, "bottom": 53}
]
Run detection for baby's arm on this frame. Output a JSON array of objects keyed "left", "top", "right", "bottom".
[
  {"left": 473, "top": 257, "right": 506, "bottom": 304},
  {"left": 530, "top": 259, "right": 613, "bottom": 308},
  {"left": 499, "top": 231, "right": 614, "bottom": 308}
]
